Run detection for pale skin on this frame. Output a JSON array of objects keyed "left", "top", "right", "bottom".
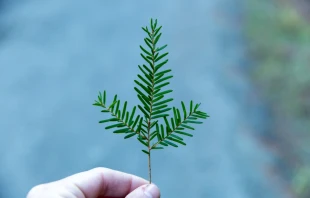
[{"left": 27, "top": 167, "right": 160, "bottom": 198}]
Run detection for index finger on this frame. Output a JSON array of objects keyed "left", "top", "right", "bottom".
[{"left": 63, "top": 167, "right": 148, "bottom": 197}]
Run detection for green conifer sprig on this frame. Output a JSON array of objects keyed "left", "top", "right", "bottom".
[{"left": 93, "top": 18, "right": 209, "bottom": 183}]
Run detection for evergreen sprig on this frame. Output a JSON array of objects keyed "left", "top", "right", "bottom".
[{"left": 93, "top": 18, "right": 209, "bottom": 183}]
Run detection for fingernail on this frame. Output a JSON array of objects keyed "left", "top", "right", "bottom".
[{"left": 144, "top": 184, "right": 160, "bottom": 198}]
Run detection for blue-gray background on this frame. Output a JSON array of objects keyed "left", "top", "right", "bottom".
[{"left": 0, "top": 0, "right": 291, "bottom": 197}]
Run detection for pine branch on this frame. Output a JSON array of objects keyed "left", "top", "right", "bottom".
[
  {"left": 137, "top": 19, "right": 173, "bottom": 183},
  {"left": 93, "top": 19, "right": 209, "bottom": 184}
]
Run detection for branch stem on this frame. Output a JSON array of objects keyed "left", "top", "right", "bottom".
[
  {"left": 146, "top": 27, "right": 157, "bottom": 184},
  {"left": 148, "top": 121, "right": 152, "bottom": 183}
]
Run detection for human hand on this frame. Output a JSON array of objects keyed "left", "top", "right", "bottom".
[{"left": 27, "top": 167, "right": 160, "bottom": 198}]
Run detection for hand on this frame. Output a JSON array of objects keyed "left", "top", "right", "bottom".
[{"left": 27, "top": 167, "right": 160, "bottom": 198}]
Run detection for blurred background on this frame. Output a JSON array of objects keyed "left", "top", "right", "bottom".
[{"left": 0, "top": 0, "right": 309, "bottom": 197}]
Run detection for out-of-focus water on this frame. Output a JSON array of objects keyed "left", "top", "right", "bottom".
[{"left": 0, "top": 0, "right": 288, "bottom": 197}]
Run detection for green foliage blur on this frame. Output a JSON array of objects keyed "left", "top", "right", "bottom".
[{"left": 245, "top": 0, "right": 310, "bottom": 197}]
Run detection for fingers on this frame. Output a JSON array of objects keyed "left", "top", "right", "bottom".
[
  {"left": 125, "top": 184, "right": 160, "bottom": 198},
  {"left": 64, "top": 167, "right": 149, "bottom": 197},
  {"left": 27, "top": 167, "right": 150, "bottom": 198}
]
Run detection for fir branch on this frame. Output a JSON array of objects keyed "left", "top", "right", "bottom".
[{"left": 93, "top": 18, "right": 209, "bottom": 184}]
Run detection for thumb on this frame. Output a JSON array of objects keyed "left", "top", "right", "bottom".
[{"left": 126, "top": 183, "right": 160, "bottom": 198}]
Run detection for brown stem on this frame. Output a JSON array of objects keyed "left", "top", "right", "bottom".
[
  {"left": 148, "top": 149, "right": 152, "bottom": 183},
  {"left": 146, "top": 28, "right": 156, "bottom": 184}
]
